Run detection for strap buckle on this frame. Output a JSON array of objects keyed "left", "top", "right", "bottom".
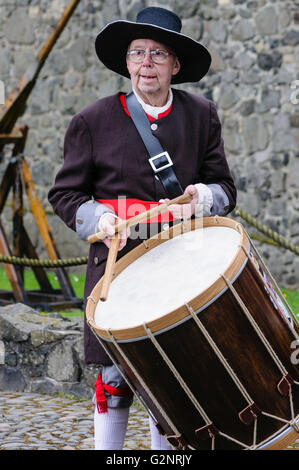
[{"left": 148, "top": 151, "right": 173, "bottom": 173}]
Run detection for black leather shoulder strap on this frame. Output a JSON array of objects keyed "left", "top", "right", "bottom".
[{"left": 125, "top": 92, "right": 183, "bottom": 199}]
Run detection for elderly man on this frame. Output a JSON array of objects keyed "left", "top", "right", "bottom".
[{"left": 48, "top": 6, "right": 236, "bottom": 450}]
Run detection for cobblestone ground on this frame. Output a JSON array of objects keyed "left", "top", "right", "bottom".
[
  {"left": 0, "top": 392, "right": 151, "bottom": 450},
  {"left": 0, "top": 392, "right": 298, "bottom": 451}
]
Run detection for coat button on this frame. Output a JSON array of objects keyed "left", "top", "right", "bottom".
[
  {"left": 94, "top": 257, "right": 99, "bottom": 265},
  {"left": 151, "top": 123, "right": 158, "bottom": 131},
  {"left": 77, "top": 218, "right": 83, "bottom": 224}
]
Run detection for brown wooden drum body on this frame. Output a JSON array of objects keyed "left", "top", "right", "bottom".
[{"left": 87, "top": 217, "right": 299, "bottom": 450}]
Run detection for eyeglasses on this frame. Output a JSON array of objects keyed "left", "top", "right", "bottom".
[{"left": 126, "top": 49, "right": 172, "bottom": 64}]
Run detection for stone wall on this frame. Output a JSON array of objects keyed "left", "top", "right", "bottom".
[
  {"left": 0, "top": 303, "right": 98, "bottom": 398},
  {"left": 0, "top": 0, "right": 298, "bottom": 287}
]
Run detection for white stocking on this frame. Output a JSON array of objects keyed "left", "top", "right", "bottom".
[
  {"left": 94, "top": 406, "right": 129, "bottom": 450},
  {"left": 149, "top": 415, "right": 172, "bottom": 450}
]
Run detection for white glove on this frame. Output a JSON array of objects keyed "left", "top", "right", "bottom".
[{"left": 194, "top": 183, "right": 213, "bottom": 217}]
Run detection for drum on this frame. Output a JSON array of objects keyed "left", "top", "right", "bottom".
[{"left": 86, "top": 217, "right": 299, "bottom": 450}]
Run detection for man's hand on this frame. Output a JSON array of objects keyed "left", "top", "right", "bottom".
[
  {"left": 100, "top": 213, "right": 130, "bottom": 250},
  {"left": 161, "top": 185, "right": 199, "bottom": 220}
]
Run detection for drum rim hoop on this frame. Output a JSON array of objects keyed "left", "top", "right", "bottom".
[
  {"left": 256, "top": 416, "right": 299, "bottom": 450},
  {"left": 86, "top": 216, "right": 250, "bottom": 341}
]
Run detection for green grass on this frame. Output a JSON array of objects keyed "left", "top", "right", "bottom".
[
  {"left": 0, "top": 267, "right": 298, "bottom": 320},
  {"left": 0, "top": 267, "right": 84, "bottom": 297},
  {"left": 0, "top": 267, "right": 85, "bottom": 318},
  {"left": 280, "top": 287, "right": 299, "bottom": 317}
]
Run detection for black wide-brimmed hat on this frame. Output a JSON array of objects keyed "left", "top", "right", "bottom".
[{"left": 95, "top": 6, "right": 211, "bottom": 84}]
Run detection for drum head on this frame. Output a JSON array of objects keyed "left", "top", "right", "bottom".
[{"left": 87, "top": 217, "right": 249, "bottom": 340}]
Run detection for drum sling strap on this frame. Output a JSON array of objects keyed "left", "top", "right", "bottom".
[{"left": 125, "top": 91, "right": 184, "bottom": 199}]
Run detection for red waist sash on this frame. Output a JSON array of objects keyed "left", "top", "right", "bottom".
[
  {"left": 96, "top": 198, "right": 174, "bottom": 223},
  {"left": 94, "top": 373, "right": 133, "bottom": 414}
]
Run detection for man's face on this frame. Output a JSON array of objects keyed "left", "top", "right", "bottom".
[{"left": 126, "top": 38, "right": 180, "bottom": 105}]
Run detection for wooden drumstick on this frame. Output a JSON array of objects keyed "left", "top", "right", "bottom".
[
  {"left": 100, "top": 233, "right": 120, "bottom": 302},
  {"left": 88, "top": 193, "right": 192, "bottom": 244}
]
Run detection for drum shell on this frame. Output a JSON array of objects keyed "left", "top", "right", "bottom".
[{"left": 87, "top": 219, "right": 299, "bottom": 450}]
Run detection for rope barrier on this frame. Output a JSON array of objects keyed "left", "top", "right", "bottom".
[
  {"left": 233, "top": 205, "right": 299, "bottom": 256},
  {"left": 0, "top": 205, "right": 298, "bottom": 268},
  {"left": 0, "top": 253, "right": 88, "bottom": 267}
]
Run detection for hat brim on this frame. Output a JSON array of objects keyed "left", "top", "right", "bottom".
[{"left": 95, "top": 20, "right": 211, "bottom": 84}]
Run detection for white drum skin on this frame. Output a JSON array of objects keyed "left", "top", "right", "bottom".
[{"left": 95, "top": 226, "right": 241, "bottom": 330}]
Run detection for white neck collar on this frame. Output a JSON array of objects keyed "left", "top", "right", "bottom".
[{"left": 132, "top": 88, "right": 173, "bottom": 119}]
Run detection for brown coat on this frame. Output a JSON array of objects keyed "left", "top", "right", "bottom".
[{"left": 48, "top": 89, "right": 237, "bottom": 365}]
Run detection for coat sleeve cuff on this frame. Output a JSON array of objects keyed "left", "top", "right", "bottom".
[
  {"left": 75, "top": 200, "right": 115, "bottom": 241},
  {"left": 206, "top": 183, "right": 230, "bottom": 216}
]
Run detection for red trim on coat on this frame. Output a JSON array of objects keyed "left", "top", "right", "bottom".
[{"left": 119, "top": 93, "right": 173, "bottom": 122}]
